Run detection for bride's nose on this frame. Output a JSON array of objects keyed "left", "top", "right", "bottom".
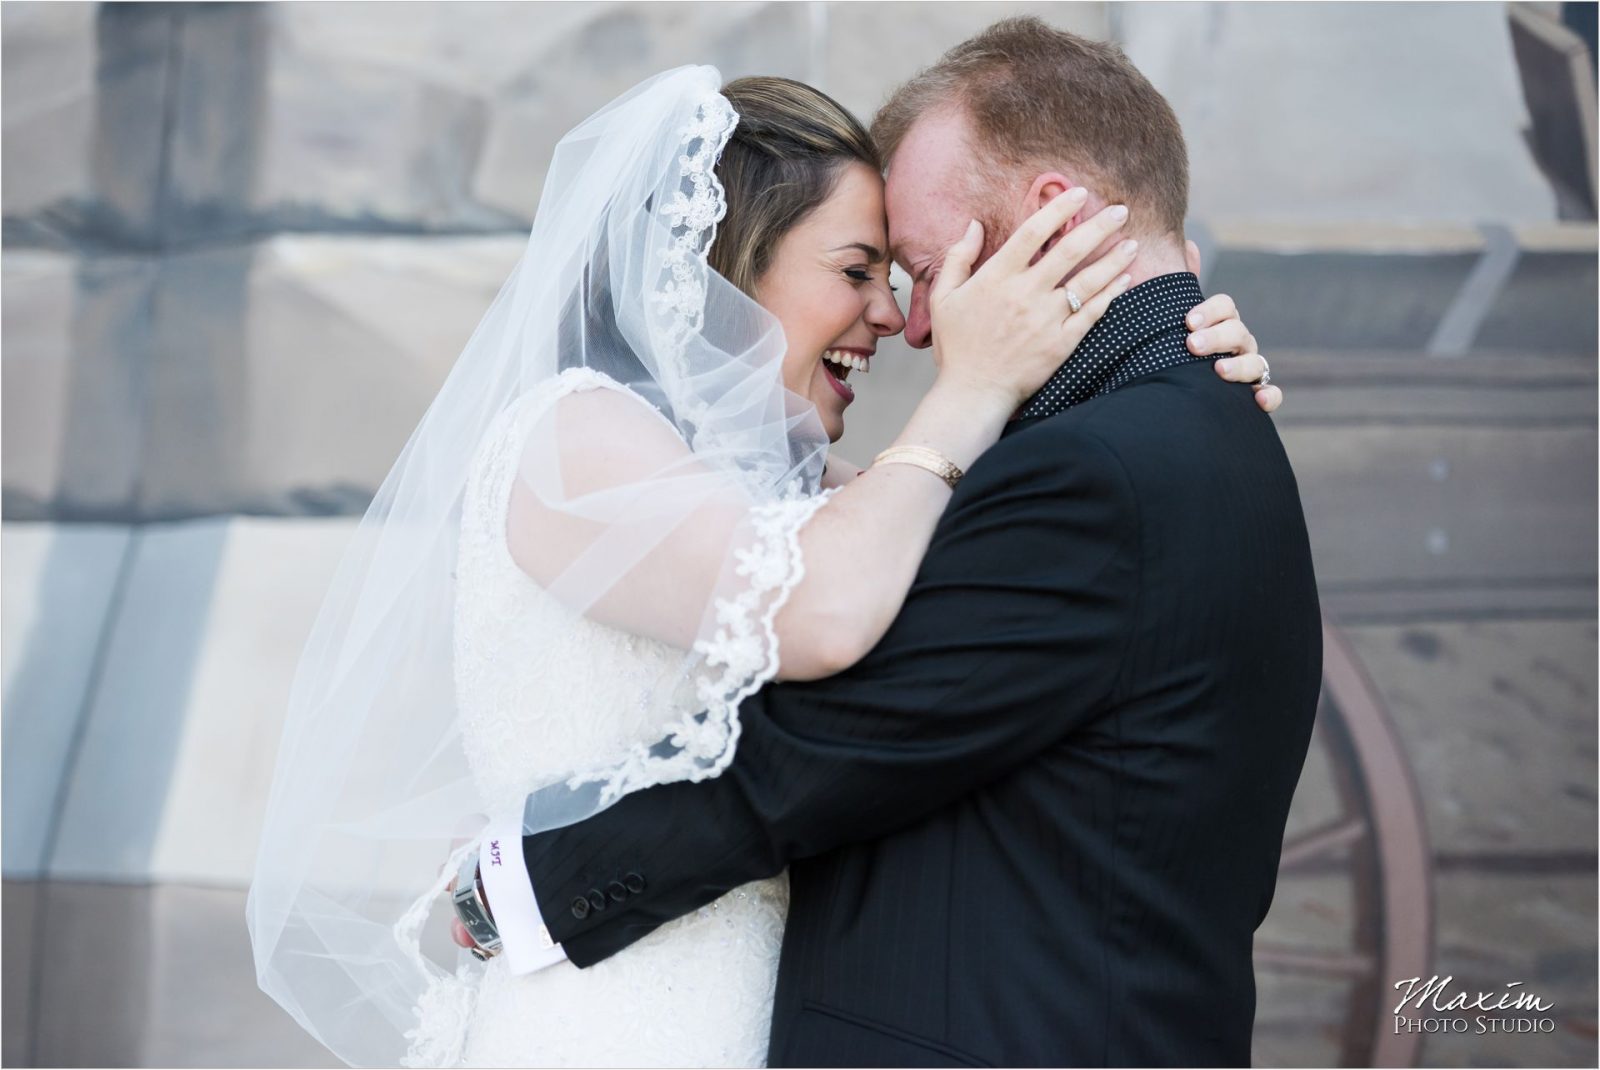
[{"left": 866, "top": 283, "right": 906, "bottom": 338}]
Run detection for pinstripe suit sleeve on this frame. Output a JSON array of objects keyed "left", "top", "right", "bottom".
[{"left": 523, "top": 425, "right": 1141, "bottom": 966}]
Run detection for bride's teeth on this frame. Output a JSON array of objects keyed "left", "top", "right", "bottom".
[{"left": 821, "top": 350, "right": 869, "bottom": 373}]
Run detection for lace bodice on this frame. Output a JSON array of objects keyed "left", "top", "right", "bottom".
[
  {"left": 425, "top": 367, "right": 813, "bottom": 1067},
  {"left": 452, "top": 372, "right": 705, "bottom": 815}
]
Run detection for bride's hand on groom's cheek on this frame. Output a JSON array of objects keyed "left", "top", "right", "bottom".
[{"left": 1183, "top": 291, "right": 1284, "bottom": 414}]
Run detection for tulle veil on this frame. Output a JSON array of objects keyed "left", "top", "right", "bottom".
[{"left": 246, "top": 65, "right": 834, "bottom": 1066}]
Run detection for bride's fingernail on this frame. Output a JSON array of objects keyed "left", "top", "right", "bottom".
[
  {"left": 1120, "top": 239, "right": 1138, "bottom": 255},
  {"left": 1109, "top": 204, "right": 1129, "bottom": 221},
  {"left": 1191, "top": 330, "right": 1207, "bottom": 348},
  {"left": 1188, "top": 311, "right": 1202, "bottom": 327}
]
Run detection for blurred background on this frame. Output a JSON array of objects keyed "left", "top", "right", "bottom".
[{"left": 2, "top": 1, "right": 1595, "bottom": 1066}]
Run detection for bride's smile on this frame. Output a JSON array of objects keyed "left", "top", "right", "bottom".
[
  {"left": 819, "top": 345, "right": 873, "bottom": 401},
  {"left": 754, "top": 161, "right": 905, "bottom": 442}
]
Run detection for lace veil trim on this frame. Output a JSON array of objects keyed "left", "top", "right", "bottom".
[
  {"left": 564, "top": 478, "right": 835, "bottom": 807},
  {"left": 395, "top": 80, "right": 835, "bottom": 1068}
]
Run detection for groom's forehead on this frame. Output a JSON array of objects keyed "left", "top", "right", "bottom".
[
  {"left": 886, "top": 170, "right": 973, "bottom": 267},
  {"left": 884, "top": 111, "right": 986, "bottom": 264}
]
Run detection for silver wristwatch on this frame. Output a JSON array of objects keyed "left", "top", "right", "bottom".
[{"left": 450, "top": 850, "right": 502, "bottom": 961}]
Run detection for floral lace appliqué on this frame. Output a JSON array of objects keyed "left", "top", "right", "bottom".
[
  {"left": 646, "top": 93, "right": 737, "bottom": 436},
  {"left": 565, "top": 478, "right": 836, "bottom": 807}
]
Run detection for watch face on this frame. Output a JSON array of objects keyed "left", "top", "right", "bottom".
[
  {"left": 451, "top": 858, "right": 502, "bottom": 952},
  {"left": 453, "top": 889, "right": 501, "bottom": 950}
]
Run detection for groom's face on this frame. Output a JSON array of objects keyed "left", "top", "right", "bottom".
[{"left": 884, "top": 109, "right": 1003, "bottom": 350}]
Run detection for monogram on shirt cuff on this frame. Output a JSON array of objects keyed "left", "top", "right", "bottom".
[{"left": 478, "top": 813, "right": 569, "bottom": 973}]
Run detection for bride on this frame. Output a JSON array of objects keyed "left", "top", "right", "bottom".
[{"left": 247, "top": 66, "right": 1277, "bottom": 1068}]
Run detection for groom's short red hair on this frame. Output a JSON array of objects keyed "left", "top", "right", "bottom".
[{"left": 872, "top": 17, "right": 1190, "bottom": 237}]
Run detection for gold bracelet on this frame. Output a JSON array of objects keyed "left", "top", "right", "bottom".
[{"left": 871, "top": 445, "right": 964, "bottom": 489}]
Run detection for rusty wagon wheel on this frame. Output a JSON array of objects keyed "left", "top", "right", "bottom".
[{"left": 1254, "top": 619, "right": 1435, "bottom": 1068}]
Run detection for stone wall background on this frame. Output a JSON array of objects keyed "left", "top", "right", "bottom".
[{"left": 2, "top": 2, "right": 1595, "bottom": 1067}]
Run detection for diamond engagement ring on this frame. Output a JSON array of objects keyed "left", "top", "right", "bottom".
[
  {"left": 1258, "top": 356, "right": 1271, "bottom": 386},
  {"left": 1065, "top": 289, "right": 1083, "bottom": 314}
]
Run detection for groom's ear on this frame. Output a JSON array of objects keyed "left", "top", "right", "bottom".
[{"left": 1024, "top": 172, "right": 1080, "bottom": 251}]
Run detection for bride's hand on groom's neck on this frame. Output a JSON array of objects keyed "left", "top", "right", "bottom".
[
  {"left": 1180, "top": 292, "right": 1283, "bottom": 413},
  {"left": 1180, "top": 240, "right": 1283, "bottom": 413}
]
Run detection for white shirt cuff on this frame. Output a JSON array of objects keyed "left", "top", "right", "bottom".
[{"left": 479, "top": 813, "right": 569, "bottom": 974}]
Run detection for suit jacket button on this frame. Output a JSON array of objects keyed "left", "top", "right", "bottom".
[
  {"left": 623, "top": 872, "right": 645, "bottom": 894},
  {"left": 587, "top": 889, "right": 608, "bottom": 912},
  {"left": 571, "top": 897, "right": 590, "bottom": 920},
  {"left": 607, "top": 880, "right": 628, "bottom": 902}
]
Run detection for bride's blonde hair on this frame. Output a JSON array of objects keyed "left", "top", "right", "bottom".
[{"left": 711, "top": 77, "right": 880, "bottom": 295}]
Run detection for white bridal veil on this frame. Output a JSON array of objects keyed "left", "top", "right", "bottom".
[{"left": 247, "top": 65, "right": 833, "bottom": 1066}]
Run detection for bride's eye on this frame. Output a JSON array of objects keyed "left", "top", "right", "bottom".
[{"left": 845, "top": 267, "right": 899, "bottom": 293}]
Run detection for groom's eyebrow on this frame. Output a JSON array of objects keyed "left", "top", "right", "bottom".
[
  {"left": 890, "top": 244, "right": 931, "bottom": 279},
  {"left": 831, "top": 242, "right": 886, "bottom": 262}
]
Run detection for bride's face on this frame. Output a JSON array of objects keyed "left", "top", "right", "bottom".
[{"left": 755, "top": 162, "right": 906, "bottom": 442}]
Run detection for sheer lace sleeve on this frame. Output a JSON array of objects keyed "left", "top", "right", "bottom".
[{"left": 492, "top": 366, "right": 834, "bottom": 804}]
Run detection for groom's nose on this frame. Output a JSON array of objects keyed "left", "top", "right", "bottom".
[{"left": 905, "top": 283, "right": 934, "bottom": 349}]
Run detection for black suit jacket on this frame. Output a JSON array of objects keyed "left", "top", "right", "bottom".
[{"left": 521, "top": 359, "right": 1322, "bottom": 1067}]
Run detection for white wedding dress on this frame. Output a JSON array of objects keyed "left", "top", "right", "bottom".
[
  {"left": 442, "top": 367, "right": 817, "bottom": 1068},
  {"left": 248, "top": 71, "right": 841, "bottom": 1069}
]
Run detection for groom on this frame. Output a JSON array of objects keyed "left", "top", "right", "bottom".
[{"left": 474, "top": 19, "right": 1321, "bottom": 1067}]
